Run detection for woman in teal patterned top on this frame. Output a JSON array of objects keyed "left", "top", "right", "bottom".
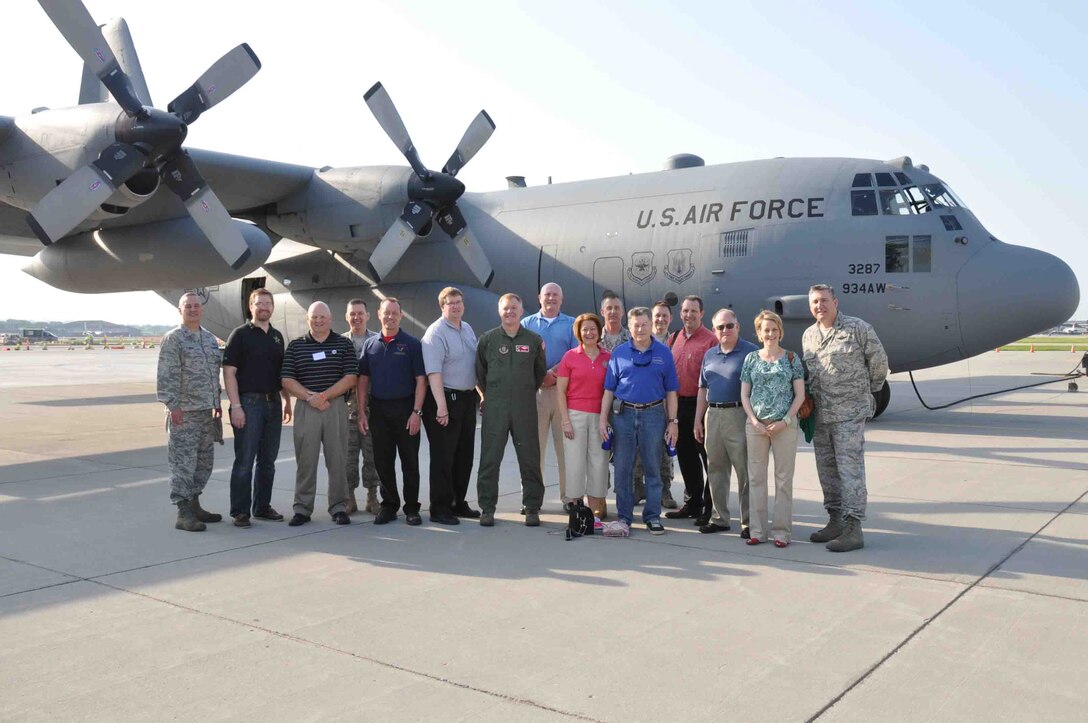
[{"left": 740, "top": 310, "right": 805, "bottom": 547}]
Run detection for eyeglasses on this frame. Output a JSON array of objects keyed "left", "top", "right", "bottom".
[{"left": 714, "top": 323, "right": 737, "bottom": 331}]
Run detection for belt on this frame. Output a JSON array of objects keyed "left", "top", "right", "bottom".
[
  {"left": 708, "top": 401, "right": 741, "bottom": 409},
  {"left": 444, "top": 388, "right": 476, "bottom": 401},
  {"left": 241, "top": 392, "right": 279, "bottom": 401},
  {"left": 622, "top": 399, "right": 663, "bottom": 410}
]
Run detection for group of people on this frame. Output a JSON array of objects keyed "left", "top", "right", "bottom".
[{"left": 156, "top": 280, "right": 887, "bottom": 552}]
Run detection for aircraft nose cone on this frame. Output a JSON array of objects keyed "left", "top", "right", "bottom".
[{"left": 957, "top": 241, "right": 1079, "bottom": 355}]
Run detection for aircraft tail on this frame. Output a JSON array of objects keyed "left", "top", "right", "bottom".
[{"left": 77, "top": 18, "right": 152, "bottom": 106}]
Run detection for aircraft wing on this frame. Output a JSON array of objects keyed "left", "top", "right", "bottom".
[{"left": 185, "top": 148, "right": 313, "bottom": 214}]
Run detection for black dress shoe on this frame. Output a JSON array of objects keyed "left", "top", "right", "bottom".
[
  {"left": 405, "top": 512, "right": 423, "bottom": 526},
  {"left": 253, "top": 507, "right": 284, "bottom": 521},
  {"left": 288, "top": 513, "right": 310, "bottom": 527},
  {"left": 332, "top": 511, "right": 350, "bottom": 525},
  {"left": 699, "top": 522, "right": 730, "bottom": 534},
  {"left": 430, "top": 510, "right": 460, "bottom": 525},
  {"left": 374, "top": 508, "right": 398, "bottom": 525},
  {"left": 694, "top": 514, "right": 710, "bottom": 527},
  {"left": 452, "top": 502, "right": 481, "bottom": 519},
  {"left": 665, "top": 503, "right": 702, "bottom": 520},
  {"left": 740, "top": 528, "right": 751, "bottom": 539}
]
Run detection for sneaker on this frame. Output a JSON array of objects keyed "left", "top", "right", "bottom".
[
  {"left": 602, "top": 520, "right": 630, "bottom": 538},
  {"left": 646, "top": 519, "right": 666, "bottom": 535},
  {"left": 593, "top": 516, "right": 604, "bottom": 531}
]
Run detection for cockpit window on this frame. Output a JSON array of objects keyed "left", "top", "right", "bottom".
[
  {"left": 894, "top": 172, "right": 912, "bottom": 185},
  {"left": 901, "top": 186, "right": 930, "bottom": 213},
  {"left": 921, "top": 183, "right": 959, "bottom": 208},
  {"left": 875, "top": 172, "right": 896, "bottom": 187},
  {"left": 851, "top": 190, "right": 878, "bottom": 216},
  {"left": 852, "top": 173, "right": 873, "bottom": 188},
  {"left": 879, "top": 189, "right": 913, "bottom": 215}
]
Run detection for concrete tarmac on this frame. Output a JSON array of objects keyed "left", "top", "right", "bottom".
[{"left": 1, "top": 348, "right": 1085, "bottom": 721}]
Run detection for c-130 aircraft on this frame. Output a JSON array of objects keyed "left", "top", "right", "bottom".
[{"left": 0, "top": 1, "right": 1078, "bottom": 418}]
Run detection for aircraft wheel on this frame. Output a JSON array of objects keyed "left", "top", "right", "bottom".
[{"left": 872, "top": 381, "right": 891, "bottom": 419}]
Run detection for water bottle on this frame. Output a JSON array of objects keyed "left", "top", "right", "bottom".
[
  {"left": 665, "top": 435, "right": 677, "bottom": 457},
  {"left": 601, "top": 426, "right": 614, "bottom": 451}
]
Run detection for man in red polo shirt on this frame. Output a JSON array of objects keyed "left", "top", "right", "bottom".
[{"left": 665, "top": 295, "right": 718, "bottom": 526}]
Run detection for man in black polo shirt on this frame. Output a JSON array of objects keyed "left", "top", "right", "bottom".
[
  {"left": 223, "top": 289, "right": 293, "bottom": 527},
  {"left": 358, "top": 297, "right": 427, "bottom": 526},
  {"left": 281, "top": 301, "right": 358, "bottom": 526}
]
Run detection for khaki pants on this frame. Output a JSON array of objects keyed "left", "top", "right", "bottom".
[
  {"left": 292, "top": 397, "right": 350, "bottom": 517},
  {"left": 704, "top": 406, "right": 749, "bottom": 530},
  {"left": 562, "top": 409, "right": 610, "bottom": 500},
  {"left": 746, "top": 418, "right": 799, "bottom": 543},
  {"left": 537, "top": 385, "right": 567, "bottom": 500}
]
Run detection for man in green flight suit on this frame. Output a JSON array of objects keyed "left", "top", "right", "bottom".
[{"left": 475, "top": 293, "right": 547, "bottom": 527}]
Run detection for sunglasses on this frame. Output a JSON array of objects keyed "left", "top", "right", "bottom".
[{"left": 714, "top": 323, "right": 737, "bottom": 331}]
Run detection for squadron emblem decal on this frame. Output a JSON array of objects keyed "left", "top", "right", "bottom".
[
  {"left": 664, "top": 248, "right": 695, "bottom": 284},
  {"left": 626, "top": 251, "right": 656, "bottom": 286}
]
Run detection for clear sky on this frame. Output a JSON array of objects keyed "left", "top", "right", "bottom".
[{"left": 1, "top": 0, "right": 1086, "bottom": 323}]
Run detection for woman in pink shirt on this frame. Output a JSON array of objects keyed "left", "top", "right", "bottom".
[{"left": 557, "top": 313, "right": 612, "bottom": 517}]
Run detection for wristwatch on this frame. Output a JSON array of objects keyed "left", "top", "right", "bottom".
[
  {"left": 668, "top": 418, "right": 678, "bottom": 424},
  {"left": 413, "top": 409, "right": 423, "bottom": 417},
  {"left": 782, "top": 416, "right": 792, "bottom": 427}
]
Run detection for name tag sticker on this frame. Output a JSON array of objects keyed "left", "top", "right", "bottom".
[
  {"left": 515, "top": 345, "right": 530, "bottom": 353},
  {"left": 312, "top": 351, "right": 327, "bottom": 361}
]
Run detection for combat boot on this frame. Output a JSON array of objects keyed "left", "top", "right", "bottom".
[
  {"left": 190, "top": 495, "right": 222, "bottom": 523},
  {"left": 365, "top": 487, "right": 381, "bottom": 515},
  {"left": 826, "top": 517, "right": 864, "bottom": 552},
  {"left": 809, "top": 510, "right": 842, "bottom": 543},
  {"left": 175, "top": 501, "right": 207, "bottom": 532},
  {"left": 346, "top": 491, "right": 358, "bottom": 514}
]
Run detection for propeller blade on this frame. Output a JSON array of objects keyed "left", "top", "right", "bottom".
[
  {"left": 366, "top": 201, "right": 434, "bottom": 282},
  {"left": 168, "top": 44, "right": 262, "bottom": 125},
  {"left": 38, "top": 0, "right": 144, "bottom": 115},
  {"left": 26, "top": 142, "right": 146, "bottom": 244},
  {"left": 437, "top": 206, "right": 494, "bottom": 287},
  {"left": 442, "top": 110, "right": 496, "bottom": 177},
  {"left": 160, "top": 151, "right": 251, "bottom": 269},
  {"left": 363, "top": 82, "right": 429, "bottom": 179}
]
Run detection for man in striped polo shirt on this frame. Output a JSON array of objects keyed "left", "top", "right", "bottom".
[{"left": 281, "top": 301, "right": 359, "bottom": 526}]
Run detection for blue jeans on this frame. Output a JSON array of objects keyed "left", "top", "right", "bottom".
[
  {"left": 229, "top": 394, "right": 283, "bottom": 517},
  {"left": 612, "top": 403, "right": 665, "bottom": 525}
]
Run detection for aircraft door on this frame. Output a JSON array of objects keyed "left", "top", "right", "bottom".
[{"left": 593, "top": 256, "right": 625, "bottom": 307}]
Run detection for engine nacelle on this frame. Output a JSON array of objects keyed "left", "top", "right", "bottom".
[
  {"left": 87, "top": 169, "right": 162, "bottom": 220},
  {"left": 23, "top": 217, "right": 271, "bottom": 293},
  {"left": 267, "top": 165, "right": 412, "bottom": 252}
]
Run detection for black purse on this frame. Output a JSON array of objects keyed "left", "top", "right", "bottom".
[{"left": 565, "top": 500, "right": 595, "bottom": 539}]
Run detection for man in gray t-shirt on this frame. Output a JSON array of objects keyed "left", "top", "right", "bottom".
[{"left": 344, "top": 299, "right": 380, "bottom": 515}]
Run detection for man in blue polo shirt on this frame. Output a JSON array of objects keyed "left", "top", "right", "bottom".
[
  {"left": 694, "top": 308, "right": 760, "bottom": 537},
  {"left": 598, "top": 307, "right": 679, "bottom": 536},
  {"left": 521, "top": 282, "right": 577, "bottom": 506},
  {"left": 358, "top": 297, "right": 427, "bottom": 526}
]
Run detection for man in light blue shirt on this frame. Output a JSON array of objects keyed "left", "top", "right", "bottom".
[{"left": 521, "top": 282, "right": 577, "bottom": 505}]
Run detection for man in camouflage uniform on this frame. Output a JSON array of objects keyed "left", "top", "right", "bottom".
[
  {"left": 802, "top": 284, "right": 888, "bottom": 552},
  {"left": 344, "top": 299, "right": 381, "bottom": 515},
  {"left": 157, "top": 292, "right": 224, "bottom": 532}
]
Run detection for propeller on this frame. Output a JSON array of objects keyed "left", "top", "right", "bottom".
[
  {"left": 28, "top": 0, "right": 261, "bottom": 270},
  {"left": 363, "top": 82, "right": 495, "bottom": 287}
]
